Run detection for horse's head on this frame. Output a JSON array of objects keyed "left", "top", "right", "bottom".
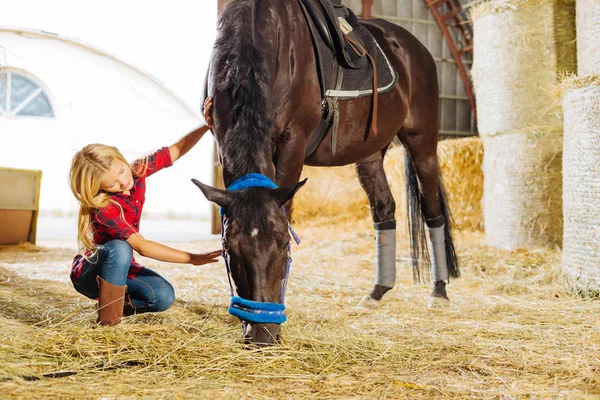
[{"left": 192, "top": 177, "right": 306, "bottom": 346}]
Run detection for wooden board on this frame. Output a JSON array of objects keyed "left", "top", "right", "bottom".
[
  {"left": 0, "top": 167, "right": 42, "bottom": 245},
  {"left": 0, "top": 210, "right": 34, "bottom": 245}
]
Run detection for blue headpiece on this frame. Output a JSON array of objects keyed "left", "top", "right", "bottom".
[{"left": 227, "top": 173, "right": 278, "bottom": 191}]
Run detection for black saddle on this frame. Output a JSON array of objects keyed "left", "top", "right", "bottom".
[{"left": 299, "top": 0, "right": 367, "bottom": 69}]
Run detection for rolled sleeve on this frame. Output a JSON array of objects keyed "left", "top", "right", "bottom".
[
  {"left": 95, "top": 205, "right": 138, "bottom": 240},
  {"left": 134, "top": 147, "right": 173, "bottom": 178}
]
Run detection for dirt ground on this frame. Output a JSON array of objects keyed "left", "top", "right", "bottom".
[{"left": 0, "top": 218, "right": 598, "bottom": 399}]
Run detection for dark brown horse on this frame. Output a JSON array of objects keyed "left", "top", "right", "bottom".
[{"left": 193, "top": 0, "right": 459, "bottom": 345}]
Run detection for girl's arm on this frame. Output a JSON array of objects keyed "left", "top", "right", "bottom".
[
  {"left": 168, "top": 97, "right": 213, "bottom": 163},
  {"left": 127, "top": 232, "right": 221, "bottom": 265}
]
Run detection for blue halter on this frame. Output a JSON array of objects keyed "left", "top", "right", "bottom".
[{"left": 220, "top": 173, "right": 300, "bottom": 325}]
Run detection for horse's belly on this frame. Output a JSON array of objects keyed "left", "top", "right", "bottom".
[{"left": 304, "top": 91, "right": 406, "bottom": 167}]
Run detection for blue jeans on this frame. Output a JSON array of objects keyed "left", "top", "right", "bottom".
[{"left": 73, "top": 240, "right": 175, "bottom": 314}]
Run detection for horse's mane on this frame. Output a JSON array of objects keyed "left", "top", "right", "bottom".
[{"left": 211, "top": 0, "right": 274, "bottom": 176}]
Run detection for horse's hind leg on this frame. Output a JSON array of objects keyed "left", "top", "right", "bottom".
[
  {"left": 354, "top": 151, "right": 397, "bottom": 307},
  {"left": 399, "top": 125, "right": 460, "bottom": 307}
]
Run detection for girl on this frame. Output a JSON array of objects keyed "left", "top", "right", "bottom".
[{"left": 69, "top": 98, "right": 221, "bottom": 326}]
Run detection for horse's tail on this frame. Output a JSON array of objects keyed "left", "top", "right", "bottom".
[{"left": 404, "top": 152, "right": 460, "bottom": 282}]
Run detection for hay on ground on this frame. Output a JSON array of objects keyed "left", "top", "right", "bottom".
[
  {"left": 0, "top": 221, "right": 599, "bottom": 398},
  {"left": 293, "top": 138, "right": 484, "bottom": 232},
  {"left": 470, "top": 0, "right": 576, "bottom": 134},
  {"left": 561, "top": 76, "right": 600, "bottom": 297},
  {"left": 576, "top": 0, "right": 600, "bottom": 77}
]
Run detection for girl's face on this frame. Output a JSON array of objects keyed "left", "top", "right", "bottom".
[{"left": 100, "top": 160, "right": 134, "bottom": 194}]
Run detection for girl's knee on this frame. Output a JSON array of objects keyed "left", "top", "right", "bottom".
[
  {"left": 105, "top": 240, "right": 133, "bottom": 264},
  {"left": 98, "top": 241, "right": 132, "bottom": 286},
  {"left": 152, "top": 283, "right": 175, "bottom": 312}
]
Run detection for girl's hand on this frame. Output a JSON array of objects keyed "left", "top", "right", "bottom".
[
  {"left": 203, "top": 97, "right": 214, "bottom": 129},
  {"left": 189, "top": 249, "right": 221, "bottom": 266}
]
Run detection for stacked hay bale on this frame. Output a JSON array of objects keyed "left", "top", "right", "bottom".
[
  {"left": 437, "top": 137, "right": 484, "bottom": 231},
  {"left": 562, "top": 77, "right": 600, "bottom": 296},
  {"left": 575, "top": 0, "right": 600, "bottom": 77},
  {"left": 292, "top": 138, "right": 484, "bottom": 232},
  {"left": 470, "top": 0, "right": 576, "bottom": 249},
  {"left": 561, "top": 0, "right": 600, "bottom": 296},
  {"left": 291, "top": 161, "right": 370, "bottom": 223}
]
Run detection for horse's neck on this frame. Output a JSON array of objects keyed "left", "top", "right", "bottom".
[
  {"left": 213, "top": 0, "right": 298, "bottom": 181},
  {"left": 221, "top": 150, "right": 275, "bottom": 186}
]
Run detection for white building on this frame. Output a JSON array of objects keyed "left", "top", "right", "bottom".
[{"left": 0, "top": 2, "right": 218, "bottom": 219}]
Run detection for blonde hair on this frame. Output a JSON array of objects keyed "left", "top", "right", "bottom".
[{"left": 69, "top": 144, "right": 147, "bottom": 253}]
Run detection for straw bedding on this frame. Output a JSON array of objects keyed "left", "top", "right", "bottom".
[
  {"left": 1, "top": 222, "right": 599, "bottom": 398},
  {"left": 561, "top": 76, "right": 600, "bottom": 297}
]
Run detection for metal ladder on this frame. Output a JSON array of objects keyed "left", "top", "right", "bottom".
[{"left": 424, "top": 0, "right": 477, "bottom": 122}]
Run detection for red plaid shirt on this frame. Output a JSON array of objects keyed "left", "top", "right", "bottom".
[{"left": 70, "top": 147, "right": 173, "bottom": 283}]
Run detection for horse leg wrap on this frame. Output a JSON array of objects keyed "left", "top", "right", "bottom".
[
  {"left": 374, "top": 220, "right": 396, "bottom": 289},
  {"left": 426, "top": 216, "right": 449, "bottom": 282}
]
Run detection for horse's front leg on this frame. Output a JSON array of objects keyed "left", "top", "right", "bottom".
[{"left": 355, "top": 151, "right": 397, "bottom": 308}]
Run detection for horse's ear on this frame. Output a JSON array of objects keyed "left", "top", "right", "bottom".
[
  {"left": 272, "top": 179, "right": 308, "bottom": 206},
  {"left": 191, "top": 179, "right": 234, "bottom": 209}
]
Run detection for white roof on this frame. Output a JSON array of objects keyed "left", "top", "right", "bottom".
[{"left": 0, "top": 25, "right": 198, "bottom": 118}]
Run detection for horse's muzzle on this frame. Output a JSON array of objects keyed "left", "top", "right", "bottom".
[{"left": 243, "top": 322, "right": 281, "bottom": 346}]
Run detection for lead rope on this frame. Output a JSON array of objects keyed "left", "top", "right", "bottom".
[
  {"left": 280, "top": 206, "right": 301, "bottom": 303},
  {"left": 221, "top": 215, "right": 235, "bottom": 297}
]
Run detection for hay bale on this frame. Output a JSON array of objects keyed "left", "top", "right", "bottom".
[
  {"left": 576, "top": 0, "right": 600, "bottom": 77},
  {"left": 293, "top": 138, "right": 484, "bottom": 232},
  {"left": 470, "top": 0, "right": 574, "bottom": 249},
  {"left": 470, "top": 0, "right": 576, "bottom": 134},
  {"left": 561, "top": 76, "right": 600, "bottom": 297},
  {"left": 291, "top": 147, "right": 407, "bottom": 224},
  {"left": 291, "top": 162, "right": 370, "bottom": 223},
  {"left": 482, "top": 128, "right": 563, "bottom": 249},
  {"left": 437, "top": 137, "right": 484, "bottom": 232}
]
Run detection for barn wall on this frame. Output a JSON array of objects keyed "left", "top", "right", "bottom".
[{"left": 346, "top": 0, "right": 477, "bottom": 137}]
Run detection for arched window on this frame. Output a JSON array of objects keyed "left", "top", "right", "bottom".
[{"left": 0, "top": 71, "right": 54, "bottom": 118}]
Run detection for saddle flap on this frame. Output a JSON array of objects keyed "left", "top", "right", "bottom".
[
  {"left": 302, "top": 0, "right": 368, "bottom": 69},
  {"left": 299, "top": 0, "right": 334, "bottom": 51}
]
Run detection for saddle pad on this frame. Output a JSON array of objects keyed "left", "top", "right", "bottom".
[{"left": 325, "top": 22, "right": 397, "bottom": 99}]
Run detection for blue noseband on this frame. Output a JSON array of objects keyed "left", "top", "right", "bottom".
[
  {"left": 229, "top": 296, "right": 287, "bottom": 324},
  {"left": 220, "top": 173, "right": 299, "bottom": 325}
]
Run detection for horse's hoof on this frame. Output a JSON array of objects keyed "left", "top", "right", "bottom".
[
  {"left": 428, "top": 295, "right": 450, "bottom": 309},
  {"left": 357, "top": 295, "right": 381, "bottom": 309}
]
